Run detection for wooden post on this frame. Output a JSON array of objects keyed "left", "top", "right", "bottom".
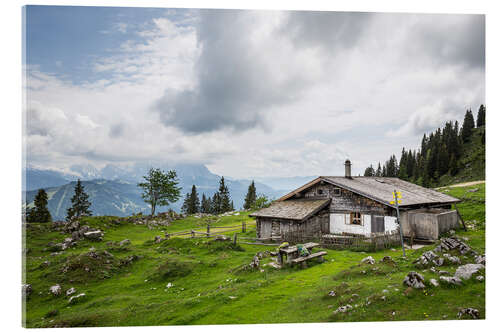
[
  {"left": 191, "top": 230, "right": 195, "bottom": 238},
  {"left": 207, "top": 224, "right": 210, "bottom": 238},
  {"left": 454, "top": 203, "right": 467, "bottom": 231},
  {"left": 242, "top": 221, "right": 246, "bottom": 233},
  {"left": 164, "top": 232, "right": 170, "bottom": 240},
  {"left": 233, "top": 233, "right": 238, "bottom": 245}
]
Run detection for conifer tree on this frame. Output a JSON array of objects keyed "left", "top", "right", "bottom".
[
  {"left": 201, "top": 193, "right": 211, "bottom": 213},
  {"left": 375, "top": 163, "right": 382, "bottom": 177},
  {"left": 211, "top": 192, "right": 220, "bottom": 214},
  {"left": 218, "top": 177, "right": 232, "bottom": 213},
  {"left": 460, "top": 109, "right": 475, "bottom": 143},
  {"left": 363, "top": 164, "right": 375, "bottom": 176},
  {"left": 26, "top": 189, "right": 52, "bottom": 223},
  {"left": 181, "top": 192, "right": 191, "bottom": 214},
  {"left": 66, "top": 179, "right": 92, "bottom": 221},
  {"left": 477, "top": 104, "right": 486, "bottom": 127},
  {"left": 187, "top": 185, "right": 200, "bottom": 214},
  {"left": 243, "top": 181, "right": 257, "bottom": 209}
]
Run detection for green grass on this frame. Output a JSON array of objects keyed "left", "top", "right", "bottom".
[{"left": 23, "top": 193, "right": 486, "bottom": 327}]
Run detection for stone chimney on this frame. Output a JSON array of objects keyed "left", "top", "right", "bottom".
[{"left": 344, "top": 159, "right": 352, "bottom": 178}]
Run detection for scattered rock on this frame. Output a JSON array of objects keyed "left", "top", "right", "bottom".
[
  {"left": 380, "top": 256, "right": 396, "bottom": 264},
  {"left": 476, "top": 275, "right": 484, "bottom": 282},
  {"left": 432, "top": 258, "right": 444, "bottom": 267},
  {"left": 474, "top": 255, "right": 485, "bottom": 265},
  {"left": 154, "top": 236, "right": 162, "bottom": 243},
  {"left": 438, "top": 270, "right": 450, "bottom": 276},
  {"left": 429, "top": 279, "right": 439, "bottom": 287},
  {"left": 439, "top": 276, "right": 462, "bottom": 286},
  {"left": 467, "top": 188, "right": 479, "bottom": 193},
  {"left": 22, "top": 284, "right": 32, "bottom": 298},
  {"left": 166, "top": 282, "right": 173, "bottom": 288},
  {"left": 435, "top": 237, "right": 471, "bottom": 255},
  {"left": 49, "top": 284, "right": 62, "bottom": 296},
  {"left": 361, "top": 256, "right": 375, "bottom": 265},
  {"left": 83, "top": 230, "right": 103, "bottom": 241},
  {"left": 328, "top": 290, "right": 336, "bottom": 297},
  {"left": 333, "top": 304, "right": 353, "bottom": 314},
  {"left": 403, "top": 272, "right": 425, "bottom": 289},
  {"left": 457, "top": 308, "right": 480, "bottom": 319},
  {"left": 250, "top": 255, "right": 260, "bottom": 268},
  {"left": 119, "top": 239, "right": 131, "bottom": 246},
  {"left": 66, "top": 287, "right": 76, "bottom": 296},
  {"left": 443, "top": 253, "right": 461, "bottom": 265},
  {"left": 454, "top": 264, "right": 485, "bottom": 280},
  {"left": 414, "top": 251, "right": 438, "bottom": 267},
  {"left": 68, "top": 293, "right": 86, "bottom": 304}
]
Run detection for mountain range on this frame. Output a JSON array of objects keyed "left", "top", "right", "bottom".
[{"left": 23, "top": 163, "right": 315, "bottom": 220}]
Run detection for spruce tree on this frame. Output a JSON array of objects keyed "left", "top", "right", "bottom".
[
  {"left": 243, "top": 181, "right": 257, "bottom": 209},
  {"left": 363, "top": 164, "right": 375, "bottom": 176},
  {"left": 66, "top": 179, "right": 92, "bottom": 221},
  {"left": 187, "top": 185, "right": 200, "bottom": 214},
  {"left": 375, "top": 163, "right": 382, "bottom": 177},
  {"left": 181, "top": 192, "right": 191, "bottom": 214},
  {"left": 201, "top": 193, "right": 210, "bottom": 213},
  {"left": 218, "top": 177, "right": 232, "bottom": 213},
  {"left": 477, "top": 104, "right": 485, "bottom": 127},
  {"left": 460, "top": 109, "right": 475, "bottom": 143},
  {"left": 211, "top": 192, "right": 220, "bottom": 214},
  {"left": 27, "top": 189, "right": 52, "bottom": 223}
]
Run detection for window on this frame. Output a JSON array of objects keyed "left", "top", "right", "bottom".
[
  {"left": 317, "top": 189, "right": 324, "bottom": 195},
  {"left": 350, "top": 212, "right": 362, "bottom": 225},
  {"left": 333, "top": 187, "right": 341, "bottom": 196}
]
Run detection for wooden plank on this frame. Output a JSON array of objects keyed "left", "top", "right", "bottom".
[{"left": 291, "top": 251, "right": 327, "bottom": 263}]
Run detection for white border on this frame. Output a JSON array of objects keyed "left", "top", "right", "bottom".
[{"left": 2, "top": 1, "right": 498, "bottom": 333}]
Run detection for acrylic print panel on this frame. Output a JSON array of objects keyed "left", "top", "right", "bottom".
[{"left": 22, "top": 5, "right": 485, "bottom": 327}]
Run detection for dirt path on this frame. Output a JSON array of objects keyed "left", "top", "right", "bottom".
[{"left": 435, "top": 180, "right": 485, "bottom": 190}]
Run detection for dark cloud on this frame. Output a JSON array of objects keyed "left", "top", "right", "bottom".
[
  {"left": 407, "top": 14, "right": 485, "bottom": 69},
  {"left": 154, "top": 10, "right": 375, "bottom": 134},
  {"left": 280, "top": 11, "right": 374, "bottom": 52}
]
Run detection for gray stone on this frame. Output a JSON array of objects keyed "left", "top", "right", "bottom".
[
  {"left": 68, "top": 293, "right": 86, "bottom": 304},
  {"left": 154, "top": 236, "right": 162, "bottom": 243},
  {"left": 83, "top": 230, "right": 103, "bottom": 241},
  {"left": 474, "top": 255, "right": 485, "bottom": 265},
  {"left": 432, "top": 258, "right": 445, "bottom": 266},
  {"left": 333, "top": 304, "right": 353, "bottom": 314},
  {"left": 328, "top": 290, "right": 336, "bottom": 297},
  {"left": 66, "top": 287, "right": 76, "bottom": 296},
  {"left": 49, "top": 284, "right": 62, "bottom": 296},
  {"left": 440, "top": 276, "right": 462, "bottom": 286},
  {"left": 438, "top": 270, "right": 450, "bottom": 276},
  {"left": 119, "top": 239, "right": 131, "bottom": 246},
  {"left": 476, "top": 275, "right": 484, "bottom": 282},
  {"left": 457, "top": 308, "right": 479, "bottom": 319},
  {"left": 443, "top": 253, "right": 461, "bottom": 265},
  {"left": 454, "top": 264, "right": 485, "bottom": 280},
  {"left": 22, "top": 284, "right": 32, "bottom": 298},
  {"left": 429, "top": 279, "right": 439, "bottom": 287},
  {"left": 403, "top": 271, "right": 425, "bottom": 289},
  {"left": 361, "top": 256, "right": 375, "bottom": 265},
  {"left": 414, "top": 251, "right": 438, "bottom": 267}
]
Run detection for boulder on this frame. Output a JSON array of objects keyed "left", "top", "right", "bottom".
[
  {"left": 443, "top": 253, "right": 461, "bottom": 265},
  {"left": 439, "top": 276, "right": 462, "bottom": 286},
  {"left": 66, "top": 287, "right": 76, "bottom": 296},
  {"left": 49, "top": 284, "right": 62, "bottom": 296},
  {"left": 361, "top": 256, "right": 375, "bottom": 265},
  {"left": 474, "top": 255, "right": 485, "bottom": 265},
  {"left": 119, "top": 239, "right": 131, "bottom": 247},
  {"left": 333, "top": 304, "right": 353, "bottom": 314},
  {"left": 429, "top": 278, "right": 439, "bottom": 287},
  {"left": 83, "top": 230, "right": 103, "bottom": 241},
  {"left": 68, "top": 293, "right": 86, "bottom": 304},
  {"left": 457, "top": 308, "right": 479, "bottom": 319},
  {"left": 403, "top": 272, "right": 425, "bottom": 289},
  {"left": 414, "top": 251, "right": 438, "bottom": 267},
  {"left": 434, "top": 237, "right": 471, "bottom": 255},
  {"left": 454, "top": 264, "right": 485, "bottom": 280},
  {"left": 22, "top": 284, "right": 32, "bottom": 298}
]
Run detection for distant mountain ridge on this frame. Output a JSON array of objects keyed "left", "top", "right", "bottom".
[{"left": 23, "top": 163, "right": 287, "bottom": 220}]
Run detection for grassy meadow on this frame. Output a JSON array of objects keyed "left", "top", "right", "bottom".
[{"left": 23, "top": 183, "right": 485, "bottom": 327}]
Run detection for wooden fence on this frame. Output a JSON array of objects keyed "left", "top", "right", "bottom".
[
  {"left": 281, "top": 230, "right": 401, "bottom": 251},
  {"left": 164, "top": 221, "right": 252, "bottom": 240}
]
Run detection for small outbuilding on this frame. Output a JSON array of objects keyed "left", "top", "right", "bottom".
[{"left": 250, "top": 160, "right": 462, "bottom": 241}]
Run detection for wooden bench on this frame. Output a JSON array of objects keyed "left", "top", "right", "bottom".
[
  {"left": 278, "top": 242, "right": 319, "bottom": 265},
  {"left": 291, "top": 251, "right": 328, "bottom": 268}
]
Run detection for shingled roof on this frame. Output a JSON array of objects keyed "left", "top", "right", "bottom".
[
  {"left": 249, "top": 198, "right": 330, "bottom": 221},
  {"left": 279, "top": 176, "right": 460, "bottom": 208}
]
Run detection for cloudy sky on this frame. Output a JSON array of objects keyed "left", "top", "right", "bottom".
[{"left": 24, "top": 6, "right": 485, "bottom": 178}]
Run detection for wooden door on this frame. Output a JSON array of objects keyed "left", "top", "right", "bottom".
[
  {"left": 371, "top": 215, "right": 385, "bottom": 233},
  {"left": 271, "top": 220, "right": 281, "bottom": 239}
]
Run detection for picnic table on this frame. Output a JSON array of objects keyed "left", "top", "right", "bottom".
[{"left": 278, "top": 242, "right": 326, "bottom": 267}]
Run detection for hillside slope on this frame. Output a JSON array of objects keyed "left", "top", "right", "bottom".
[{"left": 437, "top": 126, "right": 485, "bottom": 186}]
